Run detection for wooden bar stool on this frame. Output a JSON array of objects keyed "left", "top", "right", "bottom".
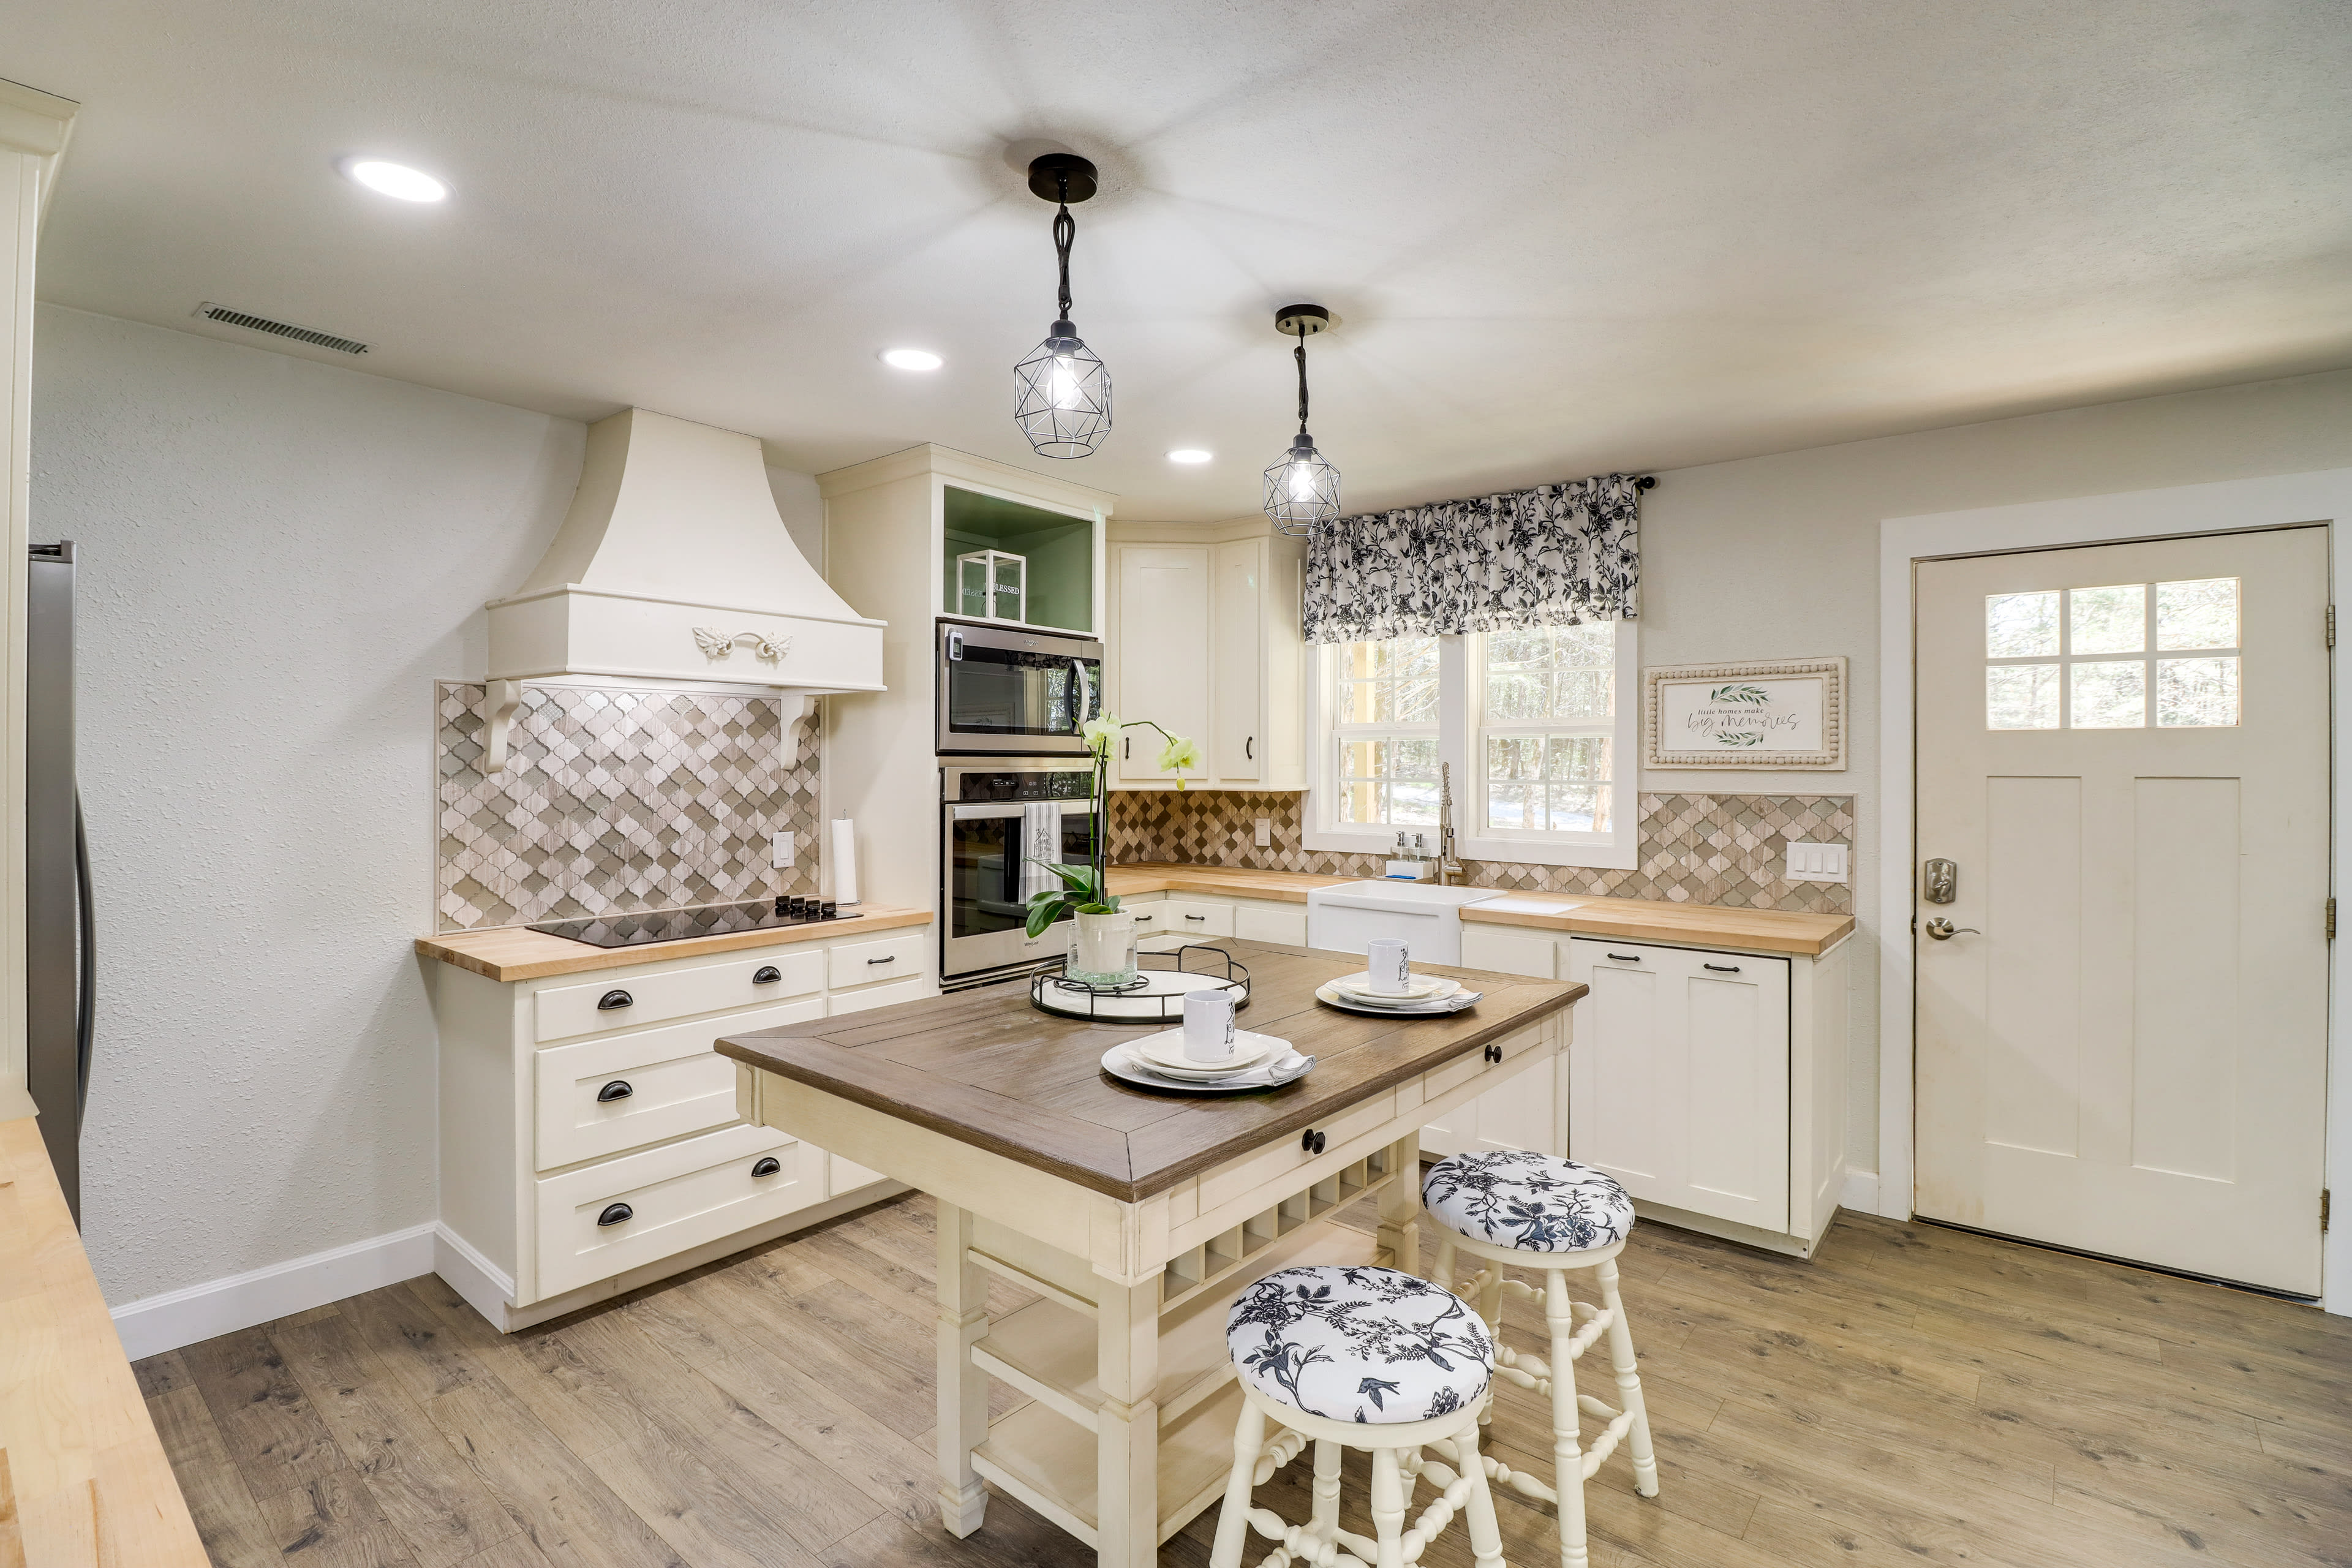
[
  {"left": 1421, "top": 1151, "right": 1659, "bottom": 1568},
  {"left": 1210, "top": 1264, "right": 1507, "bottom": 1568}
]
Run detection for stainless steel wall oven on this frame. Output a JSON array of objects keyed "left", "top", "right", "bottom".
[{"left": 940, "top": 758, "right": 1099, "bottom": 987}]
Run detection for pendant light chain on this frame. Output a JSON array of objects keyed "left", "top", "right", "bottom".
[
  {"left": 1294, "top": 326, "right": 1310, "bottom": 433},
  {"left": 1053, "top": 175, "right": 1076, "bottom": 322}
]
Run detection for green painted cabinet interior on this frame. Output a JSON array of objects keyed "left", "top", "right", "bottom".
[{"left": 943, "top": 486, "right": 1093, "bottom": 633}]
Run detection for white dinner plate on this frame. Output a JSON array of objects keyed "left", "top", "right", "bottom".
[
  {"left": 1101, "top": 1041, "right": 1314, "bottom": 1095},
  {"left": 1131, "top": 1027, "right": 1285, "bottom": 1077},
  {"left": 1328, "top": 971, "right": 1460, "bottom": 1004},
  {"left": 1314, "top": 981, "right": 1482, "bottom": 1018}
]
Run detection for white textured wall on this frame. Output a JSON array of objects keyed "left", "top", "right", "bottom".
[
  {"left": 1638, "top": 366, "right": 2352, "bottom": 1177},
  {"left": 30, "top": 306, "right": 584, "bottom": 1303}
]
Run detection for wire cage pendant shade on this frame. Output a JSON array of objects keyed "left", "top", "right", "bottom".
[
  {"left": 1014, "top": 154, "right": 1111, "bottom": 459},
  {"left": 1264, "top": 303, "right": 1340, "bottom": 534}
]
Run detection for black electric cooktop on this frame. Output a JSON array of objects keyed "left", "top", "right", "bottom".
[{"left": 529, "top": 898, "right": 861, "bottom": 950}]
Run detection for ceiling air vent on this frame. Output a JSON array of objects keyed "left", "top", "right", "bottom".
[{"left": 194, "top": 303, "right": 368, "bottom": 355}]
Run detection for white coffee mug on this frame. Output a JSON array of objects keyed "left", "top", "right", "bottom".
[
  {"left": 1366, "top": 938, "right": 1411, "bottom": 995},
  {"left": 1182, "top": 990, "right": 1239, "bottom": 1062}
]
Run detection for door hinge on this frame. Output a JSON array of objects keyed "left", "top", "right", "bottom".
[
  {"left": 2329, "top": 899, "right": 2337, "bottom": 941},
  {"left": 2329, "top": 605, "right": 2337, "bottom": 649},
  {"left": 2324, "top": 1188, "right": 2332, "bottom": 1234}
]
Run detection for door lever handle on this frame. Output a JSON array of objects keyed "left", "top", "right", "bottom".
[{"left": 1924, "top": 918, "right": 1980, "bottom": 941}]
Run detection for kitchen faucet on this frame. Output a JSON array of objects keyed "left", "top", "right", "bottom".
[{"left": 1436, "top": 763, "right": 1464, "bottom": 886}]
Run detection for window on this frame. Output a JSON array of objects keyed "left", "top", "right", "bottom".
[
  {"left": 1985, "top": 578, "right": 2239, "bottom": 731},
  {"left": 1310, "top": 620, "right": 1638, "bottom": 867}
]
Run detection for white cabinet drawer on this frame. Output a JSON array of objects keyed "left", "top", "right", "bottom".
[
  {"left": 534, "top": 1000, "right": 822, "bottom": 1171},
  {"left": 533, "top": 1124, "right": 818, "bottom": 1299},
  {"left": 535, "top": 948, "right": 825, "bottom": 1042},
  {"left": 1197, "top": 1090, "right": 1398, "bottom": 1215},
  {"left": 827, "top": 976, "right": 930, "bottom": 1016},
  {"left": 827, "top": 932, "right": 928, "bottom": 990},
  {"left": 1159, "top": 899, "right": 1234, "bottom": 939},
  {"left": 1232, "top": 903, "right": 1306, "bottom": 946}
]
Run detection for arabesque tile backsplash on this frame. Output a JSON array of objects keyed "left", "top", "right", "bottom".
[
  {"left": 1109, "top": 790, "right": 1855, "bottom": 914},
  {"left": 436, "top": 682, "right": 819, "bottom": 931}
]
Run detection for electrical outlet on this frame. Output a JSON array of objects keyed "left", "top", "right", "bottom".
[
  {"left": 1785, "top": 841, "right": 1849, "bottom": 883},
  {"left": 1254, "top": 817, "right": 1272, "bottom": 848},
  {"left": 771, "top": 832, "right": 794, "bottom": 869}
]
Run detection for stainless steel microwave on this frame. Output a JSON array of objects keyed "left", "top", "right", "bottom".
[{"left": 936, "top": 619, "right": 1102, "bottom": 756}]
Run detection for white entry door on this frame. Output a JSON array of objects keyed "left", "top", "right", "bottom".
[{"left": 1913, "top": 527, "right": 2329, "bottom": 1294}]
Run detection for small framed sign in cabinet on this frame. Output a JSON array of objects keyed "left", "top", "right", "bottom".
[{"left": 1646, "top": 657, "right": 1847, "bottom": 769}]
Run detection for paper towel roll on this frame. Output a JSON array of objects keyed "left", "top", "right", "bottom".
[{"left": 829, "top": 818, "right": 859, "bottom": 906}]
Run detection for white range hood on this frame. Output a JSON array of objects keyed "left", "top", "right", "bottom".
[{"left": 480, "top": 408, "right": 885, "bottom": 771}]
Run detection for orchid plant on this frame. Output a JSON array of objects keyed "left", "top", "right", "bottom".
[{"left": 1023, "top": 713, "right": 1197, "bottom": 938}]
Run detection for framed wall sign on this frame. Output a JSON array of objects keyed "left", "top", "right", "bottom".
[{"left": 1646, "top": 657, "right": 1847, "bottom": 769}]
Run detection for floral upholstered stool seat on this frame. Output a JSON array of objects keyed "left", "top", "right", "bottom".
[
  {"left": 1422, "top": 1152, "right": 1660, "bottom": 1568},
  {"left": 1210, "top": 1265, "right": 1507, "bottom": 1568}
]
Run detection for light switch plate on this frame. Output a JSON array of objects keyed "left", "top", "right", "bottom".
[
  {"left": 771, "top": 832, "right": 794, "bottom": 869},
  {"left": 1785, "top": 841, "right": 1849, "bottom": 883},
  {"left": 1254, "top": 817, "right": 1272, "bottom": 847}
]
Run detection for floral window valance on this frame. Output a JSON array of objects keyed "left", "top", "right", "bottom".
[{"left": 1302, "top": 473, "right": 1643, "bottom": 644}]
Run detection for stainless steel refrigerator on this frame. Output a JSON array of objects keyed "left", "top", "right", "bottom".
[{"left": 27, "top": 541, "right": 93, "bottom": 1225}]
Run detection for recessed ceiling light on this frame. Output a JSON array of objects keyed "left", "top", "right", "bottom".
[
  {"left": 341, "top": 159, "right": 449, "bottom": 203},
  {"left": 881, "top": 347, "right": 943, "bottom": 372},
  {"left": 1167, "top": 448, "right": 1213, "bottom": 464}
]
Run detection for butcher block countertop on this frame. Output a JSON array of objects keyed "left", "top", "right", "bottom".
[
  {"left": 717, "top": 940, "right": 1582, "bottom": 1202},
  {"left": 416, "top": 904, "right": 932, "bottom": 982},
  {"left": 1109, "top": 861, "right": 1853, "bottom": 956},
  {"left": 0, "top": 1116, "right": 208, "bottom": 1564}
]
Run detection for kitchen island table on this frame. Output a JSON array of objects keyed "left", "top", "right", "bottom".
[{"left": 716, "top": 940, "right": 1582, "bottom": 1568}]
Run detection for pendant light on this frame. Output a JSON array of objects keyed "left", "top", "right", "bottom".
[
  {"left": 1264, "top": 304, "right": 1340, "bottom": 533},
  {"left": 1012, "top": 154, "right": 1111, "bottom": 459}
]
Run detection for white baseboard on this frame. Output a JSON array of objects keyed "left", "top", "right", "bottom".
[
  {"left": 431, "top": 1222, "right": 516, "bottom": 1331},
  {"left": 1841, "top": 1166, "right": 1887, "bottom": 1215},
  {"left": 110, "top": 1221, "right": 437, "bottom": 1362}
]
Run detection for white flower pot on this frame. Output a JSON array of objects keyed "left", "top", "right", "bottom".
[{"left": 1070, "top": 910, "right": 1139, "bottom": 986}]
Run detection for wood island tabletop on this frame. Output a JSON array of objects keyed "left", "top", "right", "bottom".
[{"left": 716, "top": 940, "right": 1584, "bottom": 1204}]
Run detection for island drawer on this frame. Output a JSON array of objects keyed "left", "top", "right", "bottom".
[
  {"left": 1423, "top": 1022, "right": 1550, "bottom": 1101},
  {"left": 1196, "top": 1090, "right": 1398, "bottom": 1215},
  {"left": 535, "top": 949, "right": 825, "bottom": 1042},
  {"left": 535, "top": 1000, "right": 823, "bottom": 1170},
  {"left": 533, "top": 1124, "right": 817, "bottom": 1298},
  {"left": 827, "top": 932, "right": 928, "bottom": 990}
]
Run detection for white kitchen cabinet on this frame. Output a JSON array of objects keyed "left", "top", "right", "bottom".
[
  {"left": 1128, "top": 891, "right": 1310, "bottom": 955},
  {"left": 427, "top": 919, "right": 933, "bottom": 1331},
  {"left": 1112, "top": 545, "right": 1212, "bottom": 782},
  {"left": 1453, "top": 919, "right": 1851, "bottom": 1256},
  {"left": 1108, "top": 522, "right": 1306, "bottom": 790},
  {"left": 1569, "top": 940, "right": 1791, "bottom": 1234}
]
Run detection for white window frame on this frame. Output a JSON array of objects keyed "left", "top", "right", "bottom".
[{"left": 1304, "top": 619, "right": 1639, "bottom": 869}]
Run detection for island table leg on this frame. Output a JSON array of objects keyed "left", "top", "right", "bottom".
[
  {"left": 937, "top": 1200, "right": 990, "bottom": 1537},
  {"left": 1095, "top": 1275, "right": 1161, "bottom": 1568},
  {"left": 1377, "top": 1131, "right": 1423, "bottom": 1277}
]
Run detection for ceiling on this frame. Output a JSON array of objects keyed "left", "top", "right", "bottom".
[{"left": 10, "top": 1, "right": 2350, "bottom": 521}]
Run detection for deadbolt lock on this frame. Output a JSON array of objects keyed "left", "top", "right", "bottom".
[{"left": 1923, "top": 858, "right": 1957, "bottom": 905}]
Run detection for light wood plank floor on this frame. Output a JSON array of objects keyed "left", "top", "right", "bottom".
[{"left": 135, "top": 1194, "right": 2352, "bottom": 1568}]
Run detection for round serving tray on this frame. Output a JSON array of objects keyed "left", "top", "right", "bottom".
[{"left": 1030, "top": 946, "right": 1251, "bottom": 1023}]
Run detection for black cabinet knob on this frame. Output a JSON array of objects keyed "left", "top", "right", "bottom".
[
  {"left": 751, "top": 1156, "right": 782, "bottom": 1178},
  {"left": 596, "top": 1080, "right": 633, "bottom": 1102},
  {"left": 1300, "top": 1128, "right": 1327, "bottom": 1155},
  {"left": 597, "top": 1202, "right": 633, "bottom": 1227},
  {"left": 1483, "top": 1044, "right": 1503, "bottom": 1064},
  {"left": 598, "top": 989, "right": 634, "bottom": 1011}
]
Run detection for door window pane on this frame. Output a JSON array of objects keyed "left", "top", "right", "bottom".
[
  {"left": 2070, "top": 660, "right": 2146, "bottom": 728},
  {"left": 1985, "top": 592, "right": 2060, "bottom": 657},
  {"left": 2156, "top": 578, "right": 2239, "bottom": 650},
  {"left": 2156, "top": 657, "right": 2240, "bottom": 727},
  {"left": 2069, "top": 584, "right": 2146, "bottom": 655},
  {"left": 1986, "top": 664, "right": 2060, "bottom": 729}
]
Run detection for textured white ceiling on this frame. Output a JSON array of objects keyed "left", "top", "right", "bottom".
[{"left": 10, "top": 1, "right": 2350, "bottom": 519}]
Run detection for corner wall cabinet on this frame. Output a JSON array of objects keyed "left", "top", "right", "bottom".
[
  {"left": 1107, "top": 522, "right": 1306, "bottom": 790},
  {"left": 1454, "top": 922, "right": 1851, "bottom": 1256},
  {"left": 427, "top": 921, "right": 933, "bottom": 1330}
]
